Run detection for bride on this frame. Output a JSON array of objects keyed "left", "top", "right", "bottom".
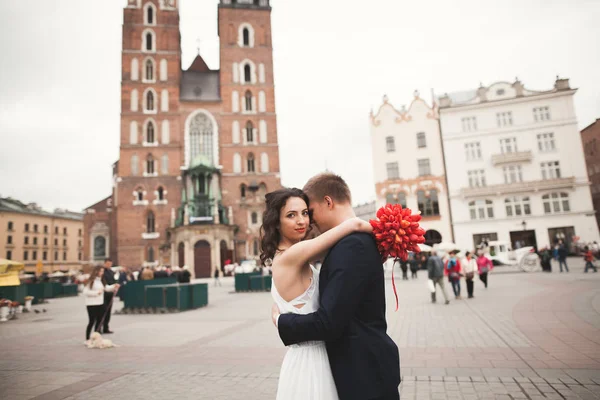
[{"left": 260, "top": 188, "right": 372, "bottom": 400}]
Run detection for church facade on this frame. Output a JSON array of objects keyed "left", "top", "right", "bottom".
[{"left": 84, "top": 0, "right": 281, "bottom": 278}]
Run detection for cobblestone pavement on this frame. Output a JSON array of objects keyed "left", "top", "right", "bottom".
[{"left": 1, "top": 258, "right": 599, "bottom": 399}]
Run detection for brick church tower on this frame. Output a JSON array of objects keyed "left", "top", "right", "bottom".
[{"left": 84, "top": 0, "right": 282, "bottom": 276}]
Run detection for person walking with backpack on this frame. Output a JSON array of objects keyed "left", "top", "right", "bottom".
[
  {"left": 445, "top": 250, "right": 462, "bottom": 299},
  {"left": 476, "top": 252, "right": 493, "bottom": 288}
]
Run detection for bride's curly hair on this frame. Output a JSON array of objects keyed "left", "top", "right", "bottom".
[{"left": 260, "top": 188, "right": 310, "bottom": 266}]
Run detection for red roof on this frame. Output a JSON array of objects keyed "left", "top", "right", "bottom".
[{"left": 187, "top": 55, "right": 211, "bottom": 72}]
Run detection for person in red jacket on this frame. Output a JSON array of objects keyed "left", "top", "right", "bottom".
[
  {"left": 476, "top": 252, "right": 494, "bottom": 288},
  {"left": 445, "top": 250, "right": 462, "bottom": 299}
]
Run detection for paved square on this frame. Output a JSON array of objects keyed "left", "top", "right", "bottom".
[{"left": 1, "top": 258, "right": 600, "bottom": 399}]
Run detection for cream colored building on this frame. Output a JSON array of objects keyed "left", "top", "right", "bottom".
[
  {"left": 0, "top": 197, "right": 84, "bottom": 273},
  {"left": 370, "top": 92, "right": 453, "bottom": 246}
]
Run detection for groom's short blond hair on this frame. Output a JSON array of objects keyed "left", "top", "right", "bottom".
[{"left": 303, "top": 173, "right": 352, "bottom": 204}]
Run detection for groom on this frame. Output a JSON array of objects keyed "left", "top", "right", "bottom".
[{"left": 272, "top": 173, "right": 400, "bottom": 400}]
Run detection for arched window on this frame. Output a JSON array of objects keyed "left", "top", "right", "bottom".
[
  {"left": 136, "top": 188, "right": 144, "bottom": 201},
  {"left": 260, "top": 153, "right": 269, "bottom": 173},
  {"left": 146, "top": 4, "right": 154, "bottom": 25},
  {"left": 243, "top": 28, "right": 250, "bottom": 46},
  {"left": 146, "top": 154, "right": 155, "bottom": 174},
  {"left": 244, "top": 64, "right": 252, "bottom": 83},
  {"left": 161, "top": 154, "right": 168, "bottom": 174},
  {"left": 157, "top": 187, "right": 164, "bottom": 200},
  {"left": 247, "top": 153, "right": 255, "bottom": 173},
  {"left": 130, "top": 121, "right": 138, "bottom": 144},
  {"left": 131, "top": 89, "right": 138, "bottom": 111},
  {"left": 233, "top": 153, "right": 242, "bottom": 173},
  {"left": 258, "top": 63, "right": 265, "bottom": 83},
  {"left": 131, "top": 154, "right": 139, "bottom": 176},
  {"left": 161, "top": 120, "right": 170, "bottom": 144},
  {"left": 232, "top": 90, "right": 240, "bottom": 112},
  {"left": 159, "top": 59, "right": 167, "bottom": 81},
  {"left": 505, "top": 196, "right": 531, "bottom": 217},
  {"left": 146, "top": 32, "right": 153, "bottom": 51},
  {"left": 131, "top": 58, "right": 139, "bottom": 81},
  {"left": 241, "top": 184, "right": 247, "bottom": 199},
  {"left": 146, "top": 121, "right": 155, "bottom": 143},
  {"left": 542, "top": 192, "right": 570, "bottom": 214},
  {"left": 469, "top": 199, "right": 494, "bottom": 220},
  {"left": 246, "top": 121, "right": 254, "bottom": 143},
  {"left": 145, "top": 59, "right": 154, "bottom": 81},
  {"left": 161, "top": 89, "right": 169, "bottom": 111},
  {"left": 245, "top": 90, "right": 253, "bottom": 112},
  {"left": 189, "top": 112, "right": 214, "bottom": 166},
  {"left": 258, "top": 91, "right": 266, "bottom": 112},
  {"left": 251, "top": 212, "right": 258, "bottom": 224},
  {"left": 232, "top": 121, "right": 240, "bottom": 144},
  {"left": 147, "top": 246, "right": 155, "bottom": 262},
  {"left": 145, "top": 90, "right": 155, "bottom": 112},
  {"left": 147, "top": 211, "right": 155, "bottom": 233},
  {"left": 259, "top": 120, "right": 267, "bottom": 143}
]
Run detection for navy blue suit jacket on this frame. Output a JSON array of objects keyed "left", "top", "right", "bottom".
[{"left": 277, "top": 232, "right": 401, "bottom": 400}]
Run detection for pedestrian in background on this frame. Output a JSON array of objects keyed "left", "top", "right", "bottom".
[
  {"left": 83, "top": 266, "right": 119, "bottom": 342},
  {"left": 399, "top": 259, "right": 409, "bottom": 280},
  {"left": 557, "top": 240, "right": 569, "bottom": 273},
  {"left": 101, "top": 259, "right": 116, "bottom": 334},
  {"left": 214, "top": 266, "right": 222, "bottom": 286},
  {"left": 476, "top": 252, "right": 493, "bottom": 289},
  {"left": 584, "top": 246, "right": 598, "bottom": 273},
  {"left": 409, "top": 253, "right": 420, "bottom": 279},
  {"left": 463, "top": 251, "right": 477, "bottom": 299},
  {"left": 445, "top": 250, "right": 462, "bottom": 299},
  {"left": 427, "top": 251, "right": 450, "bottom": 305}
]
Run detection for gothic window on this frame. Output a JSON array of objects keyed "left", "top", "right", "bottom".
[
  {"left": 136, "top": 188, "right": 144, "bottom": 201},
  {"left": 189, "top": 112, "right": 214, "bottom": 166},
  {"left": 148, "top": 246, "right": 155, "bottom": 262},
  {"left": 93, "top": 236, "right": 106, "bottom": 259},
  {"left": 243, "top": 28, "right": 250, "bottom": 46},
  {"left": 147, "top": 211, "right": 155, "bottom": 233},
  {"left": 145, "top": 90, "right": 155, "bottom": 112},
  {"left": 146, "top": 154, "right": 155, "bottom": 174},
  {"left": 247, "top": 153, "right": 255, "bottom": 173},
  {"left": 241, "top": 184, "right": 247, "bottom": 199},
  {"left": 246, "top": 121, "right": 254, "bottom": 143},
  {"left": 145, "top": 59, "right": 154, "bottom": 81},
  {"left": 146, "top": 4, "right": 154, "bottom": 25},
  {"left": 244, "top": 64, "right": 251, "bottom": 83},
  {"left": 158, "top": 187, "right": 164, "bottom": 201},
  {"left": 146, "top": 32, "right": 153, "bottom": 51},
  {"left": 146, "top": 121, "right": 155, "bottom": 143},
  {"left": 245, "top": 90, "right": 253, "bottom": 112}
]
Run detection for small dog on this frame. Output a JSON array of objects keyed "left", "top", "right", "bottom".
[{"left": 85, "top": 332, "right": 118, "bottom": 349}]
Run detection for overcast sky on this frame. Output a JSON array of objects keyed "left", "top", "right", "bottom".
[{"left": 1, "top": 0, "right": 599, "bottom": 212}]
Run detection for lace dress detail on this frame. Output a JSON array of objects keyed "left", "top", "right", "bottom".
[{"left": 271, "top": 265, "right": 339, "bottom": 400}]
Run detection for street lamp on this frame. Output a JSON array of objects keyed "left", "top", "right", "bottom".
[{"left": 521, "top": 220, "right": 527, "bottom": 231}]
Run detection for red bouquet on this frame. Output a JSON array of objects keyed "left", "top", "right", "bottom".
[{"left": 370, "top": 204, "right": 425, "bottom": 310}]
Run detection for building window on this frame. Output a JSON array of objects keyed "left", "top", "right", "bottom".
[
  {"left": 416, "top": 132, "right": 427, "bottom": 148},
  {"left": 7, "top": 221, "right": 13, "bottom": 231},
  {"left": 54, "top": 251, "right": 58, "bottom": 261},
  {"left": 233, "top": 153, "right": 242, "bottom": 173},
  {"left": 537, "top": 133, "right": 556, "bottom": 152},
  {"left": 189, "top": 112, "right": 215, "bottom": 167},
  {"left": 43, "top": 238, "right": 47, "bottom": 246},
  {"left": 253, "top": 240, "right": 259, "bottom": 256},
  {"left": 43, "top": 251, "right": 47, "bottom": 261},
  {"left": 144, "top": 30, "right": 155, "bottom": 52},
  {"left": 158, "top": 186, "right": 165, "bottom": 200},
  {"left": 145, "top": 90, "right": 155, "bottom": 112},
  {"left": 469, "top": 199, "right": 494, "bottom": 220},
  {"left": 34, "top": 224, "right": 38, "bottom": 232},
  {"left": 505, "top": 196, "right": 531, "bottom": 217},
  {"left": 417, "top": 159, "right": 431, "bottom": 176},
  {"left": 161, "top": 154, "right": 169, "bottom": 174},
  {"left": 417, "top": 190, "right": 440, "bottom": 216},
  {"left": 385, "top": 193, "right": 395, "bottom": 204},
  {"left": 24, "top": 237, "right": 29, "bottom": 245},
  {"left": 78, "top": 252, "right": 82, "bottom": 261},
  {"left": 502, "top": 165, "right": 523, "bottom": 184},
  {"left": 32, "top": 251, "right": 37, "bottom": 260},
  {"left": 33, "top": 237, "right": 37, "bottom": 245},
  {"left": 246, "top": 121, "right": 254, "bottom": 143},
  {"left": 25, "top": 223, "right": 30, "bottom": 232},
  {"left": 63, "top": 227, "right": 67, "bottom": 235},
  {"left": 131, "top": 154, "right": 139, "bottom": 175},
  {"left": 147, "top": 212, "right": 155, "bottom": 233},
  {"left": 468, "top": 169, "right": 486, "bottom": 187},
  {"left": 500, "top": 137, "right": 517, "bottom": 154},
  {"left": 78, "top": 229, "right": 82, "bottom": 237},
  {"left": 63, "top": 239, "right": 67, "bottom": 246},
  {"left": 244, "top": 64, "right": 251, "bottom": 83},
  {"left": 461, "top": 117, "right": 477, "bottom": 132},
  {"left": 44, "top": 225, "right": 48, "bottom": 234},
  {"left": 7, "top": 235, "right": 12, "bottom": 244},
  {"left": 243, "top": 28, "right": 250, "bottom": 46},
  {"left": 23, "top": 251, "right": 28, "bottom": 261},
  {"left": 251, "top": 212, "right": 258, "bottom": 224},
  {"left": 386, "top": 162, "right": 399, "bottom": 180},
  {"left": 543, "top": 192, "right": 570, "bottom": 214},
  {"left": 385, "top": 192, "right": 407, "bottom": 208},
  {"left": 54, "top": 238, "right": 58, "bottom": 246},
  {"left": 496, "top": 111, "right": 513, "bottom": 127},
  {"left": 244, "top": 90, "right": 253, "bottom": 112},
  {"left": 241, "top": 184, "right": 247, "bottom": 199},
  {"left": 6, "top": 250, "right": 11, "bottom": 260},
  {"left": 385, "top": 136, "right": 395, "bottom": 152},
  {"left": 145, "top": 3, "right": 155, "bottom": 25},
  {"left": 465, "top": 142, "right": 482, "bottom": 161},
  {"left": 145, "top": 59, "right": 154, "bottom": 81},
  {"left": 247, "top": 153, "right": 255, "bottom": 173},
  {"left": 541, "top": 161, "right": 561, "bottom": 180},
  {"left": 55, "top": 226, "right": 58, "bottom": 234},
  {"left": 146, "top": 155, "right": 155, "bottom": 174},
  {"left": 533, "top": 106, "right": 551, "bottom": 122},
  {"left": 63, "top": 252, "right": 66, "bottom": 261},
  {"left": 239, "top": 24, "right": 254, "bottom": 48}
]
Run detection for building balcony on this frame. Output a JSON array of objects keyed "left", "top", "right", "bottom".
[
  {"left": 460, "top": 176, "right": 576, "bottom": 198},
  {"left": 491, "top": 151, "right": 532, "bottom": 166}
]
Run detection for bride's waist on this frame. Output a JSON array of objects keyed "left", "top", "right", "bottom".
[{"left": 288, "top": 341, "right": 325, "bottom": 349}]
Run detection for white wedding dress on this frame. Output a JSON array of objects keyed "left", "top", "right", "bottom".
[{"left": 272, "top": 265, "right": 339, "bottom": 400}]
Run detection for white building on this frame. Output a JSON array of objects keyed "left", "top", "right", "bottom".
[
  {"left": 439, "top": 77, "right": 599, "bottom": 252},
  {"left": 370, "top": 92, "right": 453, "bottom": 246}
]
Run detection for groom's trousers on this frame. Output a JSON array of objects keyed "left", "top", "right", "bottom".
[{"left": 374, "top": 390, "right": 400, "bottom": 400}]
